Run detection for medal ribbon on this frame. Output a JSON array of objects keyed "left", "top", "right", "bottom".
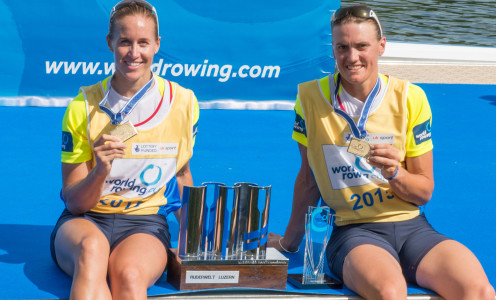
[
  {"left": 134, "top": 80, "right": 172, "bottom": 127},
  {"left": 332, "top": 73, "right": 381, "bottom": 139},
  {"left": 99, "top": 76, "right": 154, "bottom": 125}
]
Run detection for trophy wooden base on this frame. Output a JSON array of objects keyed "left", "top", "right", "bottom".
[{"left": 167, "top": 248, "right": 289, "bottom": 291}]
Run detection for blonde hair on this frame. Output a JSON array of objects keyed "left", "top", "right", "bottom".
[{"left": 108, "top": 2, "right": 158, "bottom": 40}]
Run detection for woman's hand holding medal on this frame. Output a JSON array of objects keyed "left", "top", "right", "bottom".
[
  {"left": 93, "top": 134, "right": 127, "bottom": 177},
  {"left": 368, "top": 143, "right": 401, "bottom": 180}
]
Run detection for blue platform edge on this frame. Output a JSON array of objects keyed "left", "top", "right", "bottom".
[{"left": 0, "top": 83, "right": 495, "bottom": 299}]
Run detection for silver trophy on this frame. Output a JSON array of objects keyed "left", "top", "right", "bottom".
[
  {"left": 168, "top": 181, "right": 289, "bottom": 292},
  {"left": 177, "top": 182, "right": 272, "bottom": 262},
  {"left": 177, "top": 185, "right": 206, "bottom": 260}
]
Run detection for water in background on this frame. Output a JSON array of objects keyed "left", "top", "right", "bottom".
[{"left": 341, "top": 0, "right": 496, "bottom": 48}]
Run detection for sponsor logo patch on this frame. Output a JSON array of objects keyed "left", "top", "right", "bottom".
[
  {"left": 102, "top": 158, "right": 176, "bottom": 199},
  {"left": 343, "top": 132, "right": 394, "bottom": 144},
  {"left": 293, "top": 113, "right": 306, "bottom": 135},
  {"left": 132, "top": 143, "right": 178, "bottom": 155},
  {"left": 61, "top": 131, "right": 73, "bottom": 152},
  {"left": 413, "top": 118, "right": 432, "bottom": 145}
]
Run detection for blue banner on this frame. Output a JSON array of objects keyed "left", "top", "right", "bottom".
[{"left": 0, "top": 0, "right": 339, "bottom": 108}]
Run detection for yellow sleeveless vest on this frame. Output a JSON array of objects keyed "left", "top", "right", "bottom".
[
  {"left": 80, "top": 75, "right": 194, "bottom": 215},
  {"left": 299, "top": 76, "right": 420, "bottom": 226}
]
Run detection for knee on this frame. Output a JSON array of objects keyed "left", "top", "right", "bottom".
[
  {"left": 109, "top": 264, "right": 147, "bottom": 296},
  {"left": 113, "top": 265, "right": 142, "bottom": 285},
  {"left": 77, "top": 236, "right": 109, "bottom": 267},
  {"left": 376, "top": 281, "right": 407, "bottom": 300},
  {"left": 349, "top": 277, "right": 407, "bottom": 300},
  {"left": 454, "top": 279, "right": 495, "bottom": 300},
  {"left": 470, "top": 282, "right": 495, "bottom": 300}
]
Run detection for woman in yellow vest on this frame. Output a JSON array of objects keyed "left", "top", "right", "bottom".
[
  {"left": 50, "top": 0, "right": 200, "bottom": 298},
  {"left": 269, "top": 5, "right": 494, "bottom": 300}
]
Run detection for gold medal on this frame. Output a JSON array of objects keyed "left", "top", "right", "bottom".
[
  {"left": 110, "top": 120, "right": 138, "bottom": 142},
  {"left": 347, "top": 137, "right": 371, "bottom": 158}
]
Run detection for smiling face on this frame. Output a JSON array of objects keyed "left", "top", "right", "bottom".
[
  {"left": 332, "top": 20, "right": 386, "bottom": 100},
  {"left": 107, "top": 14, "right": 160, "bottom": 97}
]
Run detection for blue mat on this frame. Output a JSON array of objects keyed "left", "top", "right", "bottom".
[{"left": 0, "top": 83, "right": 495, "bottom": 299}]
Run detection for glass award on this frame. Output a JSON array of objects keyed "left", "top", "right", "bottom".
[{"left": 288, "top": 206, "right": 342, "bottom": 289}]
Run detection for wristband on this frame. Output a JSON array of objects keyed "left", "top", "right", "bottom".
[
  {"left": 278, "top": 237, "right": 299, "bottom": 253},
  {"left": 385, "top": 166, "right": 399, "bottom": 181}
]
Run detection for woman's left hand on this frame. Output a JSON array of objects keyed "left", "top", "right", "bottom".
[{"left": 368, "top": 143, "right": 401, "bottom": 179}]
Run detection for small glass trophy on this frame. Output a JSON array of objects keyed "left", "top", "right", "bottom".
[
  {"left": 303, "top": 206, "right": 332, "bottom": 283},
  {"left": 288, "top": 206, "right": 342, "bottom": 289}
]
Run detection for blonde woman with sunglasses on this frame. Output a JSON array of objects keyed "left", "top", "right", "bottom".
[
  {"left": 269, "top": 5, "right": 494, "bottom": 300},
  {"left": 50, "top": 1, "right": 199, "bottom": 298}
]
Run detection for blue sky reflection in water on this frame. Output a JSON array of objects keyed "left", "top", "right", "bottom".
[{"left": 341, "top": 0, "right": 496, "bottom": 47}]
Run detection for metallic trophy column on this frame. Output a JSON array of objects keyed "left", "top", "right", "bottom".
[
  {"left": 233, "top": 182, "right": 256, "bottom": 259},
  {"left": 210, "top": 185, "right": 240, "bottom": 260},
  {"left": 200, "top": 182, "right": 226, "bottom": 260},
  {"left": 241, "top": 184, "right": 271, "bottom": 260},
  {"left": 177, "top": 185, "right": 206, "bottom": 261}
]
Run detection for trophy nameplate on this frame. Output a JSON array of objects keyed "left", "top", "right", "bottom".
[
  {"left": 110, "top": 120, "right": 137, "bottom": 142},
  {"left": 347, "top": 137, "right": 371, "bottom": 158}
]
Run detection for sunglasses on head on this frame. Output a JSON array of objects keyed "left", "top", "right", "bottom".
[
  {"left": 110, "top": 0, "right": 159, "bottom": 34},
  {"left": 331, "top": 5, "right": 383, "bottom": 38}
]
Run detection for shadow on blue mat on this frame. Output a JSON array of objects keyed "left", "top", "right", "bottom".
[
  {"left": 0, "top": 223, "right": 183, "bottom": 299},
  {"left": 0, "top": 224, "right": 72, "bottom": 299},
  {"left": 480, "top": 95, "right": 496, "bottom": 105}
]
